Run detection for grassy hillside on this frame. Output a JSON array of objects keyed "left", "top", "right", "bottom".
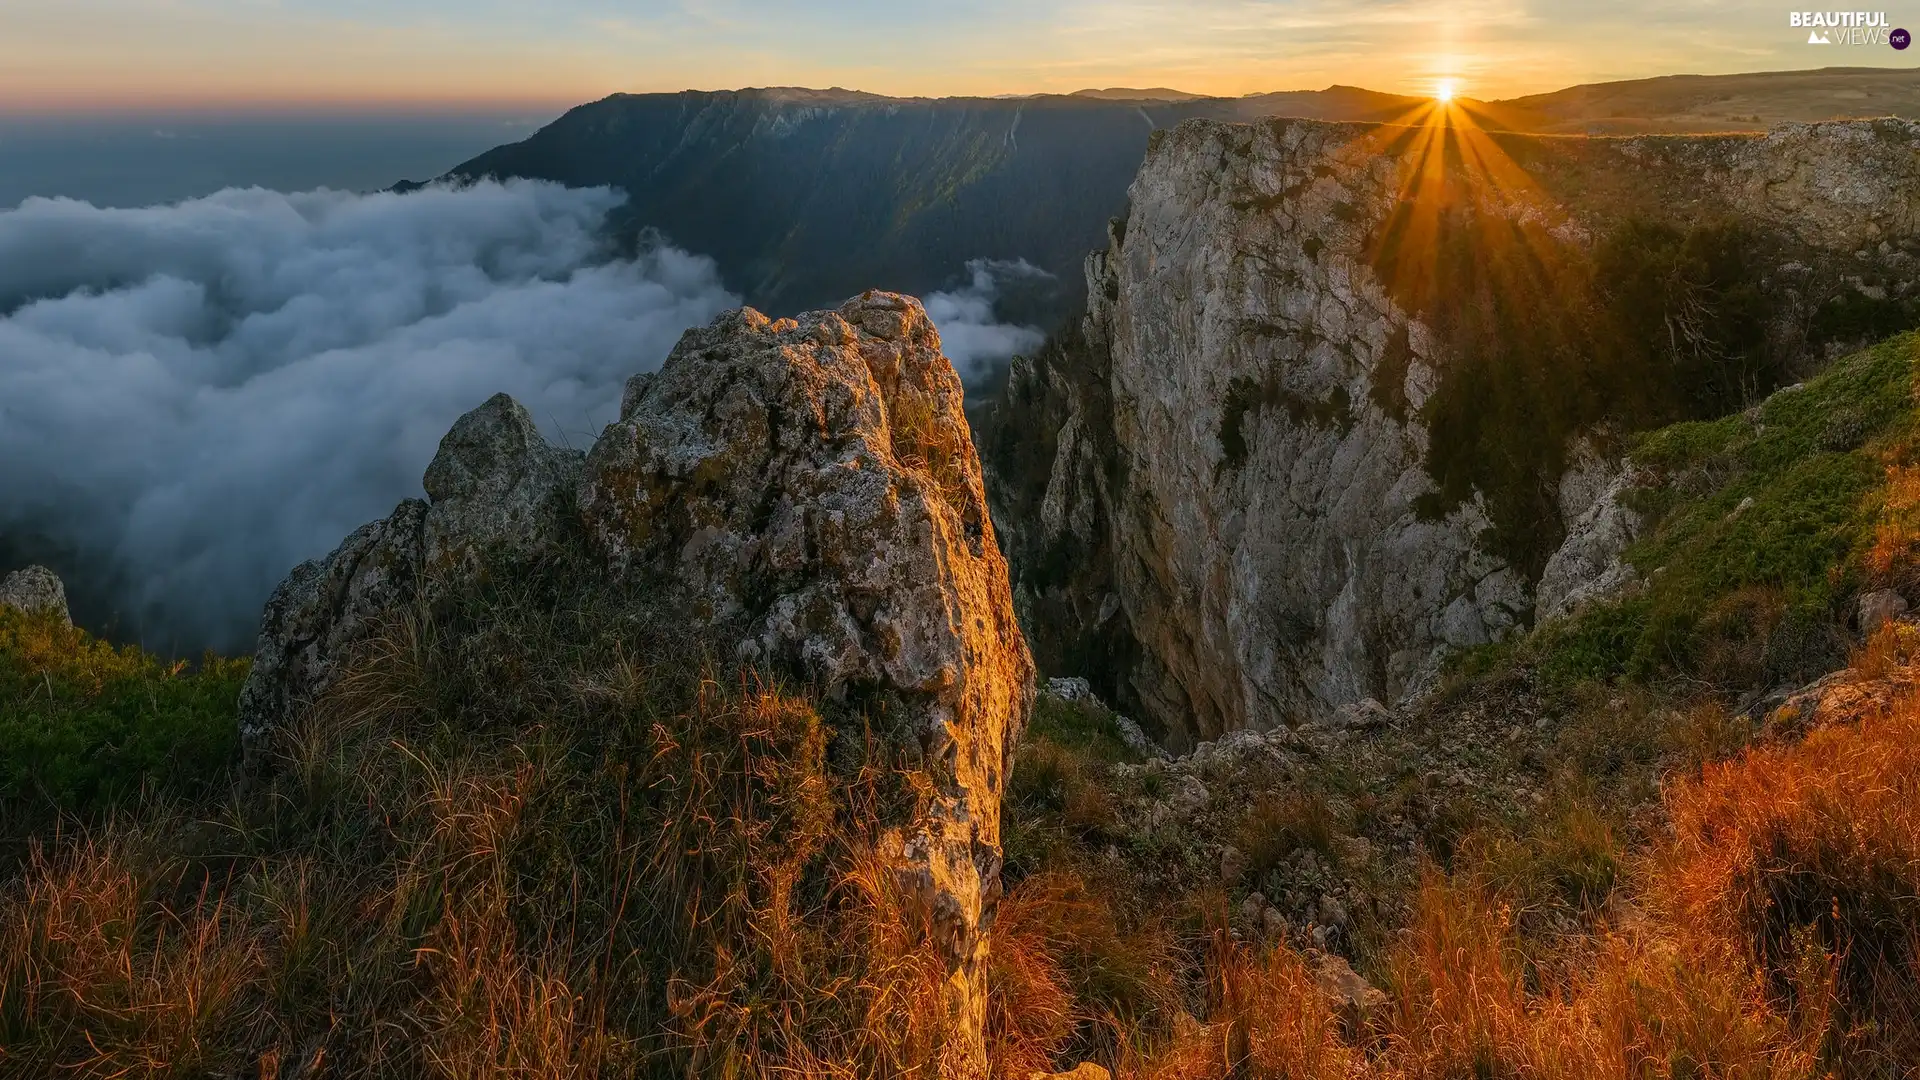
[
  {"left": 1483, "top": 66, "right": 1920, "bottom": 135},
  {"left": 8, "top": 331, "right": 1920, "bottom": 1076},
  {"left": 1497, "top": 331, "right": 1920, "bottom": 695}
]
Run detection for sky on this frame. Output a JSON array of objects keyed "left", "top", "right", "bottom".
[{"left": 1, "top": 0, "right": 1901, "bottom": 112}]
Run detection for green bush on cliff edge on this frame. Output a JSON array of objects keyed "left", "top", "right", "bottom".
[
  {"left": 1530, "top": 331, "right": 1919, "bottom": 690},
  {"left": 0, "top": 606, "right": 246, "bottom": 822}
]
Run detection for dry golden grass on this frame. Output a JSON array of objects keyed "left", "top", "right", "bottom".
[
  {"left": 1845, "top": 618, "right": 1920, "bottom": 683},
  {"left": 0, "top": 561, "right": 974, "bottom": 1079},
  {"left": 1118, "top": 866, "right": 1832, "bottom": 1080},
  {"left": 888, "top": 388, "right": 977, "bottom": 506},
  {"left": 1660, "top": 676, "right": 1920, "bottom": 1070},
  {"left": 1866, "top": 463, "right": 1920, "bottom": 592},
  {"left": 987, "top": 871, "right": 1186, "bottom": 1076},
  {"left": 1105, "top": 674, "right": 1920, "bottom": 1079},
  {"left": 12, "top": 545, "right": 1920, "bottom": 1077}
]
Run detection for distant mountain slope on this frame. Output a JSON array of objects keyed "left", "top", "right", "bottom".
[
  {"left": 439, "top": 69, "right": 1917, "bottom": 319},
  {"left": 439, "top": 88, "right": 1424, "bottom": 316},
  {"left": 1070, "top": 87, "right": 1207, "bottom": 101},
  {"left": 1479, "top": 66, "right": 1920, "bottom": 134}
]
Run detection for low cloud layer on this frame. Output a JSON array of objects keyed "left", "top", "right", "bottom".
[
  {"left": 924, "top": 259, "right": 1050, "bottom": 384},
  {"left": 0, "top": 181, "right": 739, "bottom": 653}
]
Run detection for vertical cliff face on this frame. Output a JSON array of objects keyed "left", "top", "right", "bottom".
[{"left": 1006, "top": 116, "right": 1920, "bottom": 745}]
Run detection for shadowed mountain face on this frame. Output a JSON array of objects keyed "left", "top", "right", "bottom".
[
  {"left": 441, "top": 71, "right": 1917, "bottom": 321},
  {"left": 441, "top": 88, "right": 1427, "bottom": 317}
]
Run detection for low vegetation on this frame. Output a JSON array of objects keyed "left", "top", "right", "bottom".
[
  {"left": 995, "top": 626, "right": 1920, "bottom": 1079},
  {"left": 0, "top": 562, "right": 964, "bottom": 1078},
  {"left": 8, "top": 333, "right": 1920, "bottom": 1077},
  {"left": 1504, "top": 331, "right": 1918, "bottom": 695},
  {"left": 0, "top": 606, "right": 245, "bottom": 832}
]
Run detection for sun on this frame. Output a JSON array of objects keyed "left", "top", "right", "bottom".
[{"left": 1435, "top": 79, "right": 1457, "bottom": 104}]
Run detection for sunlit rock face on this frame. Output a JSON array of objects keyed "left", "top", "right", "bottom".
[
  {"left": 241, "top": 293, "right": 1033, "bottom": 1076},
  {"left": 582, "top": 295, "right": 1034, "bottom": 1073},
  {"left": 1008, "top": 116, "right": 1920, "bottom": 746}
]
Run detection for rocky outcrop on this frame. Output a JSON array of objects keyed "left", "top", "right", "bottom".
[
  {"left": 1535, "top": 454, "right": 1645, "bottom": 623},
  {"left": 1009, "top": 117, "right": 1920, "bottom": 744},
  {"left": 240, "top": 293, "right": 1033, "bottom": 1076},
  {"left": 1857, "top": 589, "right": 1911, "bottom": 633},
  {"left": 0, "top": 565, "right": 70, "bottom": 626}
]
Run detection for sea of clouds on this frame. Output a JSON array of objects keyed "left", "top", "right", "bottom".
[
  {"left": 924, "top": 258, "right": 1048, "bottom": 384},
  {"left": 0, "top": 181, "right": 1046, "bottom": 653}
]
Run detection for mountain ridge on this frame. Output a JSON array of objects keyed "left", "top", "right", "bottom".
[{"left": 431, "top": 67, "right": 1920, "bottom": 323}]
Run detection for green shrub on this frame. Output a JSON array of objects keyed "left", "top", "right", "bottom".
[{"left": 0, "top": 607, "right": 246, "bottom": 821}]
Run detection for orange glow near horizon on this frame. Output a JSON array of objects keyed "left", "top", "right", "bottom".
[
  {"left": 0, "top": 1, "right": 1852, "bottom": 117},
  {"left": 1316, "top": 89, "right": 1567, "bottom": 340}
]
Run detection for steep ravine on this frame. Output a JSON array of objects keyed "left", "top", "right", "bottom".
[{"left": 989, "top": 116, "right": 1920, "bottom": 747}]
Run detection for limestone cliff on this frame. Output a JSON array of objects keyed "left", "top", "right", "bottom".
[
  {"left": 998, "top": 117, "right": 1920, "bottom": 745},
  {"left": 240, "top": 293, "right": 1033, "bottom": 1077}
]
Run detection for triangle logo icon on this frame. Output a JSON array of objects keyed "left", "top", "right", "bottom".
[{"left": 1808, "top": 29, "right": 1831, "bottom": 42}]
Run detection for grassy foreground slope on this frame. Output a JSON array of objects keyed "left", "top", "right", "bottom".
[
  {"left": 0, "top": 560, "right": 997, "bottom": 1078},
  {"left": 6, "top": 333, "right": 1920, "bottom": 1077},
  {"left": 1000, "top": 330, "right": 1920, "bottom": 1077}
]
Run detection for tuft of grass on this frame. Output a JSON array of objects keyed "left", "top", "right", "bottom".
[
  {"left": 989, "top": 872, "right": 1184, "bottom": 1077},
  {"left": 1848, "top": 618, "right": 1920, "bottom": 681},
  {"left": 1003, "top": 694, "right": 1144, "bottom": 880},
  {"left": 890, "top": 386, "right": 977, "bottom": 505},
  {"left": 1473, "top": 799, "right": 1620, "bottom": 917},
  {"left": 1235, "top": 791, "right": 1351, "bottom": 881},
  {"left": 1865, "top": 460, "right": 1920, "bottom": 594}
]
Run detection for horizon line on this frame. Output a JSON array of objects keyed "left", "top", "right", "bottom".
[{"left": 0, "top": 63, "right": 1911, "bottom": 119}]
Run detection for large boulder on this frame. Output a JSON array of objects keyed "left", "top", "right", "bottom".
[
  {"left": 0, "top": 565, "right": 71, "bottom": 626},
  {"left": 238, "top": 292, "right": 1033, "bottom": 1076}
]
